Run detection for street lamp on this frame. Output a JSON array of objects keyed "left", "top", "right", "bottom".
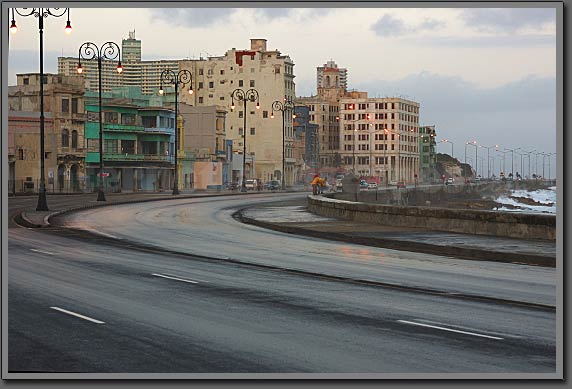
[
  {"left": 230, "top": 88, "right": 260, "bottom": 192},
  {"left": 159, "top": 70, "right": 193, "bottom": 195},
  {"left": 11, "top": 7, "right": 72, "bottom": 211},
  {"left": 465, "top": 141, "right": 477, "bottom": 178},
  {"left": 478, "top": 145, "right": 495, "bottom": 179},
  {"left": 77, "top": 42, "right": 123, "bottom": 201},
  {"left": 522, "top": 150, "right": 535, "bottom": 179},
  {"left": 496, "top": 148, "right": 508, "bottom": 178},
  {"left": 438, "top": 138, "right": 454, "bottom": 166},
  {"left": 271, "top": 97, "right": 294, "bottom": 190}
]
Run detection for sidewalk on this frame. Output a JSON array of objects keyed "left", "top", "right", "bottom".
[{"left": 14, "top": 191, "right": 556, "bottom": 267}]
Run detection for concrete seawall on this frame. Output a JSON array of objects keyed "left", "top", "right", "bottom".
[{"left": 307, "top": 195, "right": 556, "bottom": 241}]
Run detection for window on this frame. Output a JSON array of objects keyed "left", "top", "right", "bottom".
[
  {"left": 122, "top": 114, "right": 136, "bottom": 125},
  {"left": 250, "top": 128, "right": 255, "bottom": 135},
  {"left": 239, "top": 128, "right": 243, "bottom": 135},
  {"left": 18, "top": 149, "right": 24, "bottom": 160},
  {"left": 263, "top": 110, "right": 268, "bottom": 118},
  {"left": 121, "top": 140, "right": 135, "bottom": 154},
  {"left": 23, "top": 78, "right": 29, "bottom": 85},
  {"left": 142, "top": 116, "right": 157, "bottom": 128},
  {"left": 71, "top": 130, "right": 78, "bottom": 149},
  {"left": 239, "top": 111, "right": 243, "bottom": 118},
  {"left": 198, "top": 82, "right": 203, "bottom": 89},
  {"left": 104, "top": 111, "right": 118, "bottom": 123},
  {"left": 239, "top": 80, "right": 244, "bottom": 87},
  {"left": 250, "top": 80, "right": 255, "bottom": 87},
  {"left": 199, "top": 97, "right": 204, "bottom": 103},
  {"left": 71, "top": 98, "right": 78, "bottom": 114},
  {"left": 199, "top": 69, "right": 204, "bottom": 75},
  {"left": 87, "top": 111, "right": 98, "bottom": 122},
  {"left": 251, "top": 68, "right": 255, "bottom": 73},
  {"left": 209, "top": 81, "right": 214, "bottom": 88},
  {"left": 220, "top": 96, "right": 225, "bottom": 101},
  {"left": 61, "top": 129, "right": 69, "bottom": 147},
  {"left": 207, "top": 69, "right": 213, "bottom": 75},
  {"left": 220, "top": 70, "right": 224, "bottom": 75},
  {"left": 61, "top": 99, "right": 69, "bottom": 113},
  {"left": 104, "top": 139, "right": 118, "bottom": 154}
]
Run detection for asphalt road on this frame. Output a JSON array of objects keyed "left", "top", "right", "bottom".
[
  {"left": 57, "top": 193, "right": 556, "bottom": 307},
  {"left": 8, "top": 224, "right": 556, "bottom": 374},
  {"left": 7, "top": 193, "right": 557, "bottom": 374}
]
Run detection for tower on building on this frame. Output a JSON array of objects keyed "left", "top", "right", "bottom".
[
  {"left": 317, "top": 60, "right": 347, "bottom": 90},
  {"left": 122, "top": 30, "right": 141, "bottom": 63}
]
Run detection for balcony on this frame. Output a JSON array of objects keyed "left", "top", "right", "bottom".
[
  {"left": 104, "top": 123, "right": 145, "bottom": 132},
  {"left": 103, "top": 153, "right": 174, "bottom": 163}
]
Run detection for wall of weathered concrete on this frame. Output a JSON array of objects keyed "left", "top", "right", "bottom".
[{"left": 307, "top": 195, "right": 556, "bottom": 240}]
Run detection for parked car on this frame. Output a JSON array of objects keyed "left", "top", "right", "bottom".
[
  {"left": 226, "top": 182, "right": 239, "bottom": 191},
  {"left": 396, "top": 181, "right": 406, "bottom": 188},
  {"left": 265, "top": 180, "right": 280, "bottom": 191},
  {"left": 367, "top": 182, "right": 378, "bottom": 190},
  {"left": 446, "top": 177, "right": 454, "bottom": 185},
  {"left": 336, "top": 178, "right": 343, "bottom": 189},
  {"left": 244, "top": 179, "right": 257, "bottom": 190},
  {"left": 474, "top": 176, "right": 481, "bottom": 182},
  {"left": 359, "top": 180, "right": 368, "bottom": 189}
]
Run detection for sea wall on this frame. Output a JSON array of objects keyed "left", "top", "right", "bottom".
[{"left": 307, "top": 195, "right": 556, "bottom": 241}]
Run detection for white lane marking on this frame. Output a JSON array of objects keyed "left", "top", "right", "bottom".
[
  {"left": 151, "top": 273, "right": 200, "bottom": 284},
  {"left": 50, "top": 307, "right": 105, "bottom": 324},
  {"left": 413, "top": 319, "right": 521, "bottom": 339},
  {"left": 397, "top": 320, "right": 503, "bottom": 340},
  {"left": 30, "top": 248, "right": 55, "bottom": 255}
]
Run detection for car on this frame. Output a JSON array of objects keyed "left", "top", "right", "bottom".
[
  {"left": 359, "top": 180, "right": 368, "bottom": 189},
  {"left": 244, "top": 179, "right": 257, "bottom": 190},
  {"left": 226, "top": 182, "right": 239, "bottom": 191},
  {"left": 446, "top": 178, "right": 454, "bottom": 185},
  {"left": 474, "top": 176, "right": 481, "bottom": 182},
  {"left": 367, "top": 182, "right": 378, "bottom": 189},
  {"left": 336, "top": 178, "right": 343, "bottom": 189},
  {"left": 396, "top": 181, "right": 406, "bottom": 188},
  {"left": 265, "top": 180, "right": 280, "bottom": 191}
]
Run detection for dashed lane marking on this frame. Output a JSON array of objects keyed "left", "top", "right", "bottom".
[
  {"left": 397, "top": 319, "right": 503, "bottom": 340},
  {"left": 50, "top": 307, "right": 105, "bottom": 324}
]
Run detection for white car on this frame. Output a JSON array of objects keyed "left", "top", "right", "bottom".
[
  {"left": 446, "top": 177, "right": 454, "bottom": 185},
  {"left": 367, "top": 182, "right": 378, "bottom": 189},
  {"left": 244, "top": 179, "right": 257, "bottom": 190}
]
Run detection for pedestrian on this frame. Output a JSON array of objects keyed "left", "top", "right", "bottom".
[
  {"left": 317, "top": 177, "right": 326, "bottom": 194},
  {"left": 311, "top": 174, "right": 320, "bottom": 195}
]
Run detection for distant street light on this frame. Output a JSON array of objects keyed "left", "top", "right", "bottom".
[
  {"left": 11, "top": 7, "right": 72, "bottom": 210},
  {"left": 271, "top": 97, "right": 294, "bottom": 190},
  {"left": 159, "top": 69, "right": 193, "bottom": 195},
  {"left": 438, "top": 139, "right": 454, "bottom": 159},
  {"left": 77, "top": 41, "right": 122, "bottom": 201},
  {"left": 231, "top": 88, "right": 260, "bottom": 192}
]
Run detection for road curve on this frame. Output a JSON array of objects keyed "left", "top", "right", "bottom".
[{"left": 56, "top": 193, "right": 556, "bottom": 307}]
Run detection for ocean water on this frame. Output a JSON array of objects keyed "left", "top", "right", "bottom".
[{"left": 495, "top": 186, "right": 557, "bottom": 214}]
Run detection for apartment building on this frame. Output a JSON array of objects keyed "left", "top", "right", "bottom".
[
  {"left": 58, "top": 31, "right": 180, "bottom": 95},
  {"left": 177, "top": 39, "right": 296, "bottom": 185},
  {"left": 8, "top": 73, "right": 86, "bottom": 193},
  {"left": 339, "top": 94, "right": 420, "bottom": 184},
  {"left": 419, "top": 125, "right": 437, "bottom": 183}
]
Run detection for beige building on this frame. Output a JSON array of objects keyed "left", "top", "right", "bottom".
[
  {"left": 177, "top": 39, "right": 296, "bottom": 185},
  {"left": 8, "top": 73, "right": 86, "bottom": 193},
  {"left": 339, "top": 94, "right": 420, "bottom": 184},
  {"left": 58, "top": 31, "right": 180, "bottom": 95},
  {"left": 177, "top": 103, "right": 228, "bottom": 188}
]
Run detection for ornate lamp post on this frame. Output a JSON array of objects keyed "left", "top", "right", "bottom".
[
  {"left": 77, "top": 42, "right": 123, "bottom": 201},
  {"left": 159, "top": 70, "right": 193, "bottom": 195},
  {"left": 271, "top": 97, "right": 294, "bottom": 190},
  {"left": 230, "top": 89, "right": 260, "bottom": 192},
  {"left": 10, "top": 7, "right": 72, "bottom": 211}
]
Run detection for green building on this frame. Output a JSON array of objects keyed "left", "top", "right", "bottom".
[
  {"left": 419, "top": 125, "right": 437, "bottom": 184},
  {"left": 84, "top": 86, "right": 179, "bottom": 192}
]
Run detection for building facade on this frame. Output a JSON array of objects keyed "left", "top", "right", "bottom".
[
  {"left": 419, "top": 125, "right": 437, "bottom": 183},
  {"left": 83, "top": 87, "right": 176, "bottom": 192},
  {"left": 178, "top": 38, "right": 296, "bottom": 186},
  {"left": 293, "top": 105, "right": 319, "bottom": 181},
  {"left": 339, "top": 94, "right": 420, "bottom": 184},
  {"left": 317, "top": 60, "right": 347, "bottom": 90},
  {"left": 8, "top": 73, "right": 86, "bottom": 193},
  {"left": 177, "top": 103, "right": 228, "bottom": 189}
]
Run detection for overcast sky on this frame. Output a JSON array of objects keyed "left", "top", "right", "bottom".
[{"left": 7, "top": 5, "right": 558, "bottom": 171}]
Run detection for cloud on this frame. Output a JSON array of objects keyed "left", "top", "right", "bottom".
[
  {"left": 254, "top": 8, "right": 294, "bottom": 20},
  {"left": 155, "top": 8, "right": 236, "bottom": 28},
  {"left": 9, "top": 50, "right": 60, "bottom": 84},
  {"left": 371, "top": 14, "right": 407, "bottom": 37},
  {"left": 460, "top": 8, "right": 556, "bottom": 33},
  {"left": 406, "top": 33, "right": 555, "bottom": 48},
  {"left": 371, "top": 15, "right": 446, "bottom": 37}
]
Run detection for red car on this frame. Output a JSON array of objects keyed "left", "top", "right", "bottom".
[{"left": 396, "top": 181, "right": 406, "bottom": 188}]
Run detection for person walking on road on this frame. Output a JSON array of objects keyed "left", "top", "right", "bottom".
[{"left": 311, "top": 174, "right": 320, "bottom": 195}]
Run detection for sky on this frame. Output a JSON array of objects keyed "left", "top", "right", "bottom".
[{"left": 7, "top": 5, "right": 558, "bottom": 172}]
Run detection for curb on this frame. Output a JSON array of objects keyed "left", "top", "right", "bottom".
[{"left": 235, "top": 211, "right": 555, "bottom": 268}]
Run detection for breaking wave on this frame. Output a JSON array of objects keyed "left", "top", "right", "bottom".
[{"left": 495, "top": 186, "right": 556, "bottom": 214}]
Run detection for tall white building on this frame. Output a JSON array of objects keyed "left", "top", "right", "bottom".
[
  {"left": 177, "top": 39, "right": 296, "bottom": 185},
  {"left": 58, "top": 31, "right": 180, "bottom": 95}
]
